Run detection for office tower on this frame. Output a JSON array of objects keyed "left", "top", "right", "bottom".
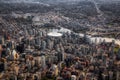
[
  {"left": 83, "top": 47, "right": 86, "bottom": 55},
  {"left": 116, "top": 71, "right": 120, "bottom": 80},
  {"left": 56, "top": 44, "right": 60, "bottom": 52},
  {"left": 7, "top": 41, "right": 12, "bottom": 49},
  {"left": 10, "top": 50, "right": 16, "bottom": 60},
  {"left": 99, "top": 38, "right": 102, "bottom": 44},
  {"left": 65, "top": 58, "right": 71, "bottom": 67},
  {"left": 65, "top": 71, "right": 71, "bottom": 80},
  {"left": 46, "top": 39, "right": 51, "bottom": 49},
  {"left": 50, "top": 41, "right": 54, "bottom": 50},
  {"left": 10, "top": 75, "right": 17, "bottom": 80},
  {"left": 62, "top": 52, "right": 65, "bottom": 62},
  {"left": 11, "top": 50, "right": 19, "bottom": 60},
  {"left": 57, "top": 52, "right": 64, "bottom": 62},
  {"left": 60, "top": 46, "right": 65, "bottom": 61},
  {"left": 30, "top": 29, "right": 33, "bottom": 36},
  {"left": 0, "top": 37, "right": 2, "bottom": 44},
  {"left": 35, "top": 37, "right": 40, "bottom": 45},
  {"left": 108, "top": 71, "right": 113, "bottom": 80},
  {"left": 26, "top": 59, "right": 32, "bottom": 70},
  {"left": 116, "top": 48, "right": 120, "bottom": 60},
  {"left": 33, "top": 74, "right": 39, "bottom": 80},
  {"left": 14, "top": 66, "right": 19, "bottom": 76},
  {"left": 33, "top": 29, "right": 36, "bottom": 35},
  {"left": 52, "top": 64, "right": 59, "bottom": 76},
  {"left": 25, "top": 28, "right": 28, "bottom": 35},
  {"left": 16, "top": 43, "right": 25, "bottom": 53},
  {"left": 102, "top": 73, "right": 109, "bottom": 80},
  {"left": 41, "top": 41, "right": 46, "bottom": 50},
  {"left": 12, "top": 41, "right": 15, "bottom": 49},
  {"left": 38, "top": 56, "right": 41, "bottom": 67},
  {"left": 35, "top": 56, "right": 41, "bottom": 67},
  {"left": 4, "top": 61, "right": 7, "bottom": 71},
  {"left": 38, "top": 31, "right": 43, "bottom": 37},
  {"left": 41, "top": 56, "right": 46, "bottom": 69},
  {"left": 27, "top": 29, "right": 30, "bottom": 35},
  {"left": 36, "top": 30, "right": 38, "bottom": 36},
  {"left": 30, "top": 37, "right": 34, "bottom": 46},
  {"left": 14, "top": 75, "right": 17, "bottom": 80},
  {"left": 111, "top": 40, "right": 115, "bottom": 54},
  {"left": 95, "top": 38, "right": 97, "bottom": 44},
  {"left": 36, "top": 72, "right": 41, "bottom": 80},
  {"left": 118, "top": 48, "right": 120, "bottom": 53},
  {"left": 0, "top": 45, "right": 2, "bottom": 57},
  {"left": 42, "top": 31, "right": 46, "bottom": 37},
  {"left": 0, "top": 62, "right": 4, "bottom": 72},
  {"left": 31, "top": 59, "right": 35, "bottom": 68},
  {"left": 28, "top": 39, "right": 31, "bottom": 49},
  {"left": 2, "top": 37, "right": 5, "bottom": 45},
  {"left": 46, "top": 38, "right": 53, "bottom": 50},
  {"left": 47, "top": 55, "right": 52, "bottom": 63},
  {"left": 71, "top": 75, "right": 77, "bottom": 80},
  {"left": 83, "top": 33, "right": 87, "bottom": 43}
]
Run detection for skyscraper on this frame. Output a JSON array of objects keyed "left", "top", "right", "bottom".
[
  {"left": 41, "top": 56, "right": 46, "bottom": 69},
  {"left": 41, "top": 41, "right": 46, "bottom": 50}
]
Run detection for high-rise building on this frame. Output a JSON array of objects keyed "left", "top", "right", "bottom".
[
  {"left": 36, "top": 72, "right": 41, "bottom": 80},
  {"left": 116, "top": 71, "right": 120, "bottom": 80},
  {"left": 31, "top": 59, "right": 35, "bottom": 68},
  {"left": 51, "top": 64, "right": 59, "bottom": 76},
  {"left": 2, "top": 37, "right": 5, "bottom": 45},
  {"left": 57, "top": 52, "right": 64, "bottom": 62},
  {"left": 108, "top": 71, "right": 113, "bottom": 80},
  {"left": 4, "top": 61, "right": 7, "bottom": 71},
  {"left": 11, "top": 50, "right": 19, "bottom": 60},
  {"left": 26, "top": 59, "right": 31, "bottom": 70},
  {"left": 71, "top": 75, "right": 77, "bottom": 80},
  {"left": 0, "top": 62, "right": 4, "bottom": 72},
  {"left": 41, "top": 41, "right": 46, "bottom": 50},
  {"left": 0, "top": 45, "right": 2, "bottom": 57},
  {"left": 11, "top": 41, "right": 15, "bottom": 49},
  {"left": 41, "top": 56, "right": 46, "bottom": 69}
]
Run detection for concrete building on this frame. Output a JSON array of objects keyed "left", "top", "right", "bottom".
[{"left": 41, "top": 56, "right": 46, "bottom": 69}]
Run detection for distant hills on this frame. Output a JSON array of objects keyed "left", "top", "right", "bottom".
[
  {"left": 0, "top": 0, "right": 40, "bottom": 3},
  {"left": 0, "top": 0, "right": 85, "bottom": 3},
  {"left": 0, "top": 0, "right": 120, "bottom": 17},
  {"left": 1, "top": 0, "right": 120, "bottom": 3}
]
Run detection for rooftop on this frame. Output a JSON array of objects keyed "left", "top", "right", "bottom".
[{"left": 47, "top": 32, "right": 63, "bottom": 37}]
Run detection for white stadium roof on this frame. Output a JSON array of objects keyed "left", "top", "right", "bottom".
[{"left": 47, "top": 32, "right": 63, "bottom": 37}]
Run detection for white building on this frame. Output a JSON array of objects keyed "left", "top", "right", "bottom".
[
  {"left": 51, "top": 64, "right": 59, "bottom": 76},
  {"left": 47, "top": 32, "right": 63, "bottom": 37},
  {"left": 11, "top": 50, "right": 19, "bottom": 60},
  {"left": 41, "top": 56, "right": 46, "bottom": 69},
  {"left": 71, "top": 75, "right": 77, "bottom": 80}
]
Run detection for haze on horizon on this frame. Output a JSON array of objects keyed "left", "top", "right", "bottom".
[{"left": 0, "top": 0, "right": 120, "bottom": 3}]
